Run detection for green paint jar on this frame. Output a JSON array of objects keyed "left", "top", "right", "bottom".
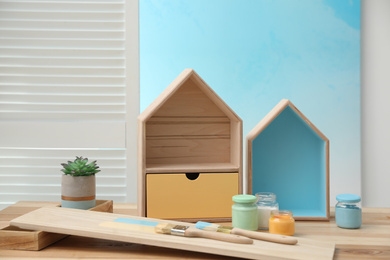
[{"left": 232, "top": 194, "right": 258, "bottom": 231}]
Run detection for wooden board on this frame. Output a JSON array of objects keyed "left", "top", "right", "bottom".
[
  {"left": 145, "top": 162, "right": 239, "bottom": 174},
  {"left": 10, "top": 207, "right": 335, "bottom": 260},
  {"left": 246, "top": 99, "right": 329, "bottom": 220},
  {"left": 0, "top": 200, "right": 113, "bottom": 250}
]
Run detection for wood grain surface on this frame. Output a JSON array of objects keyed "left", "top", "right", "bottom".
[
  {"left": 9, "top": 207, "right": 335, "bottom": 260},
  {"left": 0, "top": 202, "right": 389, "bottom": 260}
]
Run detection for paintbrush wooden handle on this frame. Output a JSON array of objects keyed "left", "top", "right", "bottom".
[
  {"left": 231, "top": 228, "right": 298, "bottom": 245},
  {"left": 185, "top": 227, "right": 253, "bottom": 244}
]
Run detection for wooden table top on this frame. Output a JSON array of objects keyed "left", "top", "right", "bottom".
[{"left": 0, "top": 202, "right": 389, "bottom": 260}]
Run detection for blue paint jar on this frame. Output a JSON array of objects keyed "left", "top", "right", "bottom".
[{"left": 335, "top": 194, "right": 361, "bottom": 229}]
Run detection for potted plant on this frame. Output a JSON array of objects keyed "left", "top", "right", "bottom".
[{"left": 61, "top": 156, "right": 100, "bottom": 210}]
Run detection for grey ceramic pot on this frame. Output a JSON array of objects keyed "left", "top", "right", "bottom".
[{"left": 61, "top": 175, "right": 96, "bottom": 210}]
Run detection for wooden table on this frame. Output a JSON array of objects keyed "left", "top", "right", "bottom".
[{"left": 0, "top": 202, "right": 389, "bottom": 259}]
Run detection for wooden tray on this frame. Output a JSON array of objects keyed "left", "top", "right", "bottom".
[{"left": 0, "top": 200, "right": 113, "bottom": 250}]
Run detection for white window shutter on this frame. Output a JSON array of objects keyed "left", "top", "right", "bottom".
[{"left": 0, "top": 0, "right": 139, "bottom": 210}]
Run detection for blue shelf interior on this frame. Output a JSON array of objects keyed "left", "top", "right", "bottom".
[{"left": 252, "top": 105, "right": 327, "bottom": 218}]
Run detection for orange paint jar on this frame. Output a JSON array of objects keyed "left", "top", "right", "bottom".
[{"left": 269, "top": 210, "right": 295, "bottom": 236}]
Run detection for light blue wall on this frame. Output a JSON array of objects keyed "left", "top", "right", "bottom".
[{"left": 140, "top": 0, "right": 361, "bottom": 205}]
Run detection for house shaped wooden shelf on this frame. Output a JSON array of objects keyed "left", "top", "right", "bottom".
[
  {"left": 246, "top": 99, "right": 329, "bottom": 220},
  {"left": 138, "top": 69, "right": 242, "bottom": 221}
]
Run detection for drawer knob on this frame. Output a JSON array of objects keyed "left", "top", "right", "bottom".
[{"left": 185, "top": 173, "right": 199, "bottom": 180}]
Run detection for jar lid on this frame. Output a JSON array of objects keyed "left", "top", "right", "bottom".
[
  {"left": 336, "top": 193, "right": 361, "bottom": 203},
  {"left": 232, "top": 194, "right": 257, "bottom": 204},
  {"left": 255, "top": 192, "right": 276, "bottom": 201},
  {"left": 270, "top": 209, "right": 293, "bottom": 217}
]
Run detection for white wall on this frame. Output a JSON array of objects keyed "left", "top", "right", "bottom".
[{"left": 361, "top": 0, "right": 390, "bottom": 207}]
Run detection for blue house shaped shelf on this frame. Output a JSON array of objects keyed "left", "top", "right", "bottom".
[{"left": 246, "top": 99, "right": 329, "bottom": 220}]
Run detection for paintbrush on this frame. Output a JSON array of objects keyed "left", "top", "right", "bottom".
[
  {"left": 155, "top": 223, "right": 253, "bottom": 244},
  {"left": 102, "top": 218, "right": 252, "bottom": 244},
  {"left": 195, "top": 221, "right": 298, "bottom": 245}
]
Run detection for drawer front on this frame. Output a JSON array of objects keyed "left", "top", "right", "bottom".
[{"left": 146, "top": 172, "right": 238, "bottom": 219}]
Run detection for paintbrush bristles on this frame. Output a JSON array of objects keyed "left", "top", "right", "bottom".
[
  {"left": 195, "top": 221, "right": 234, "bottom": 234},
  {"left": 155, "top": 223, "right": 175, "bottom": 234},
  {"left": 201, "top": 223, "right": 220, "bottom": 232},
  {"left": 205, "top": 224, "right": 233, "bottom": 234}
]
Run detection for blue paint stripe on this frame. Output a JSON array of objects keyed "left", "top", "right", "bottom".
[
  {"left": 195, "top": 221, "right": 212, "bottom": 229},
  {"left": 114, "top": 218, "right": 159, "bottom": 227}
]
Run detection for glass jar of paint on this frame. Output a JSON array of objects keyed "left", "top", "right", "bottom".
[
  {"left": 269, "top": 210, "right": 295, "bottom": 236},
  {"left": 232, "top": 194, "right": 258, "bottom": 231},
  {"left": 255, "top": 192, "right": 279, "bottom": 230},
  {"left": 335, "top": 194, "right": 362, "bottom": 229}
]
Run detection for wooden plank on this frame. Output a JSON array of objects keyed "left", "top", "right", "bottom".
[
  {"left": 147, "top": 116, "right": 230, "bottom": 123},
  {"left": 137, "top": 119, "right": 146, "bottom": 217},
  {"left": 146, "top": 138, "right": 230, "bottom": 165},
  {"left": 230, "top": 119, "right": 243, "bottom": 193},
  {"left": 10, "top": 207, "right": 335, "bottom": 260},
  {"left": 145, "top": 162, "right": 239, "bottom": 173},
  {"left": 146, "top": 120, "right": 230, "bottom": 137}
]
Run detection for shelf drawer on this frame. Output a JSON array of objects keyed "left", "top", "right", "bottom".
[{"left": 146, "top": 172, "right": 238, "bottom": 219}]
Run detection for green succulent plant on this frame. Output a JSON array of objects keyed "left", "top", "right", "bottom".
[{"left": 61, "top": 156, "right": 100, "bottom": 176}]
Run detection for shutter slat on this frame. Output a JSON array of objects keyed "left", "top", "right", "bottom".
[
  {"left": 0, "top": 11, "right": 124, "bottom": 20},
  {"left": 0, "top": 85, "right": 124, "bottom": 94},
  {"left": 0, "top": 185, "right": 127, "bottom": 194},
  {"left": 0, "top": 39, "right": 124, "bottom": 48},
  {"left": 0, "top": 48, "right": 125, "bottom": 57},
  {"left": 0, "top": 103, "right": 125, "bottom": 112},
  {"left": 0, "top": 2, "right": 124, "bottom": 12},
  {"left": 0, "top": 194, "right": 126, "bottom": 203},
  {"left": 0, "top": 158, "right": 126, "bottom": 167},
  {"left": 1, "top": 0, "right": 124, "bottom": 3},
  {"left": 0, "top": 167, "right": 125, "bottom": 175},
  {"left": 0, "top": 57, "right": 125, "bottom": 66},
  {"left": 0, "top": 30, "right": 124, "bottom": 39},
  {"left": 0, "top": 75, "right": 125, "bottom": 85},
  {"left": 0, "top": 67, "right": 125, "bottom": 76},
  {"left": 0, "top": 20, "right": 124, "bottom": 30},
  {"left": 0, "top": 148, "right": 126, "bottom": 158},
  {"left": 0, "top": 176, "right": 126, "bottom": 185},
  {"left": 1, "top": 94, "right": 125, "bottom": 103},
  {"left": 0, "top": 112, "right": 125, "bottom": 120}
]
